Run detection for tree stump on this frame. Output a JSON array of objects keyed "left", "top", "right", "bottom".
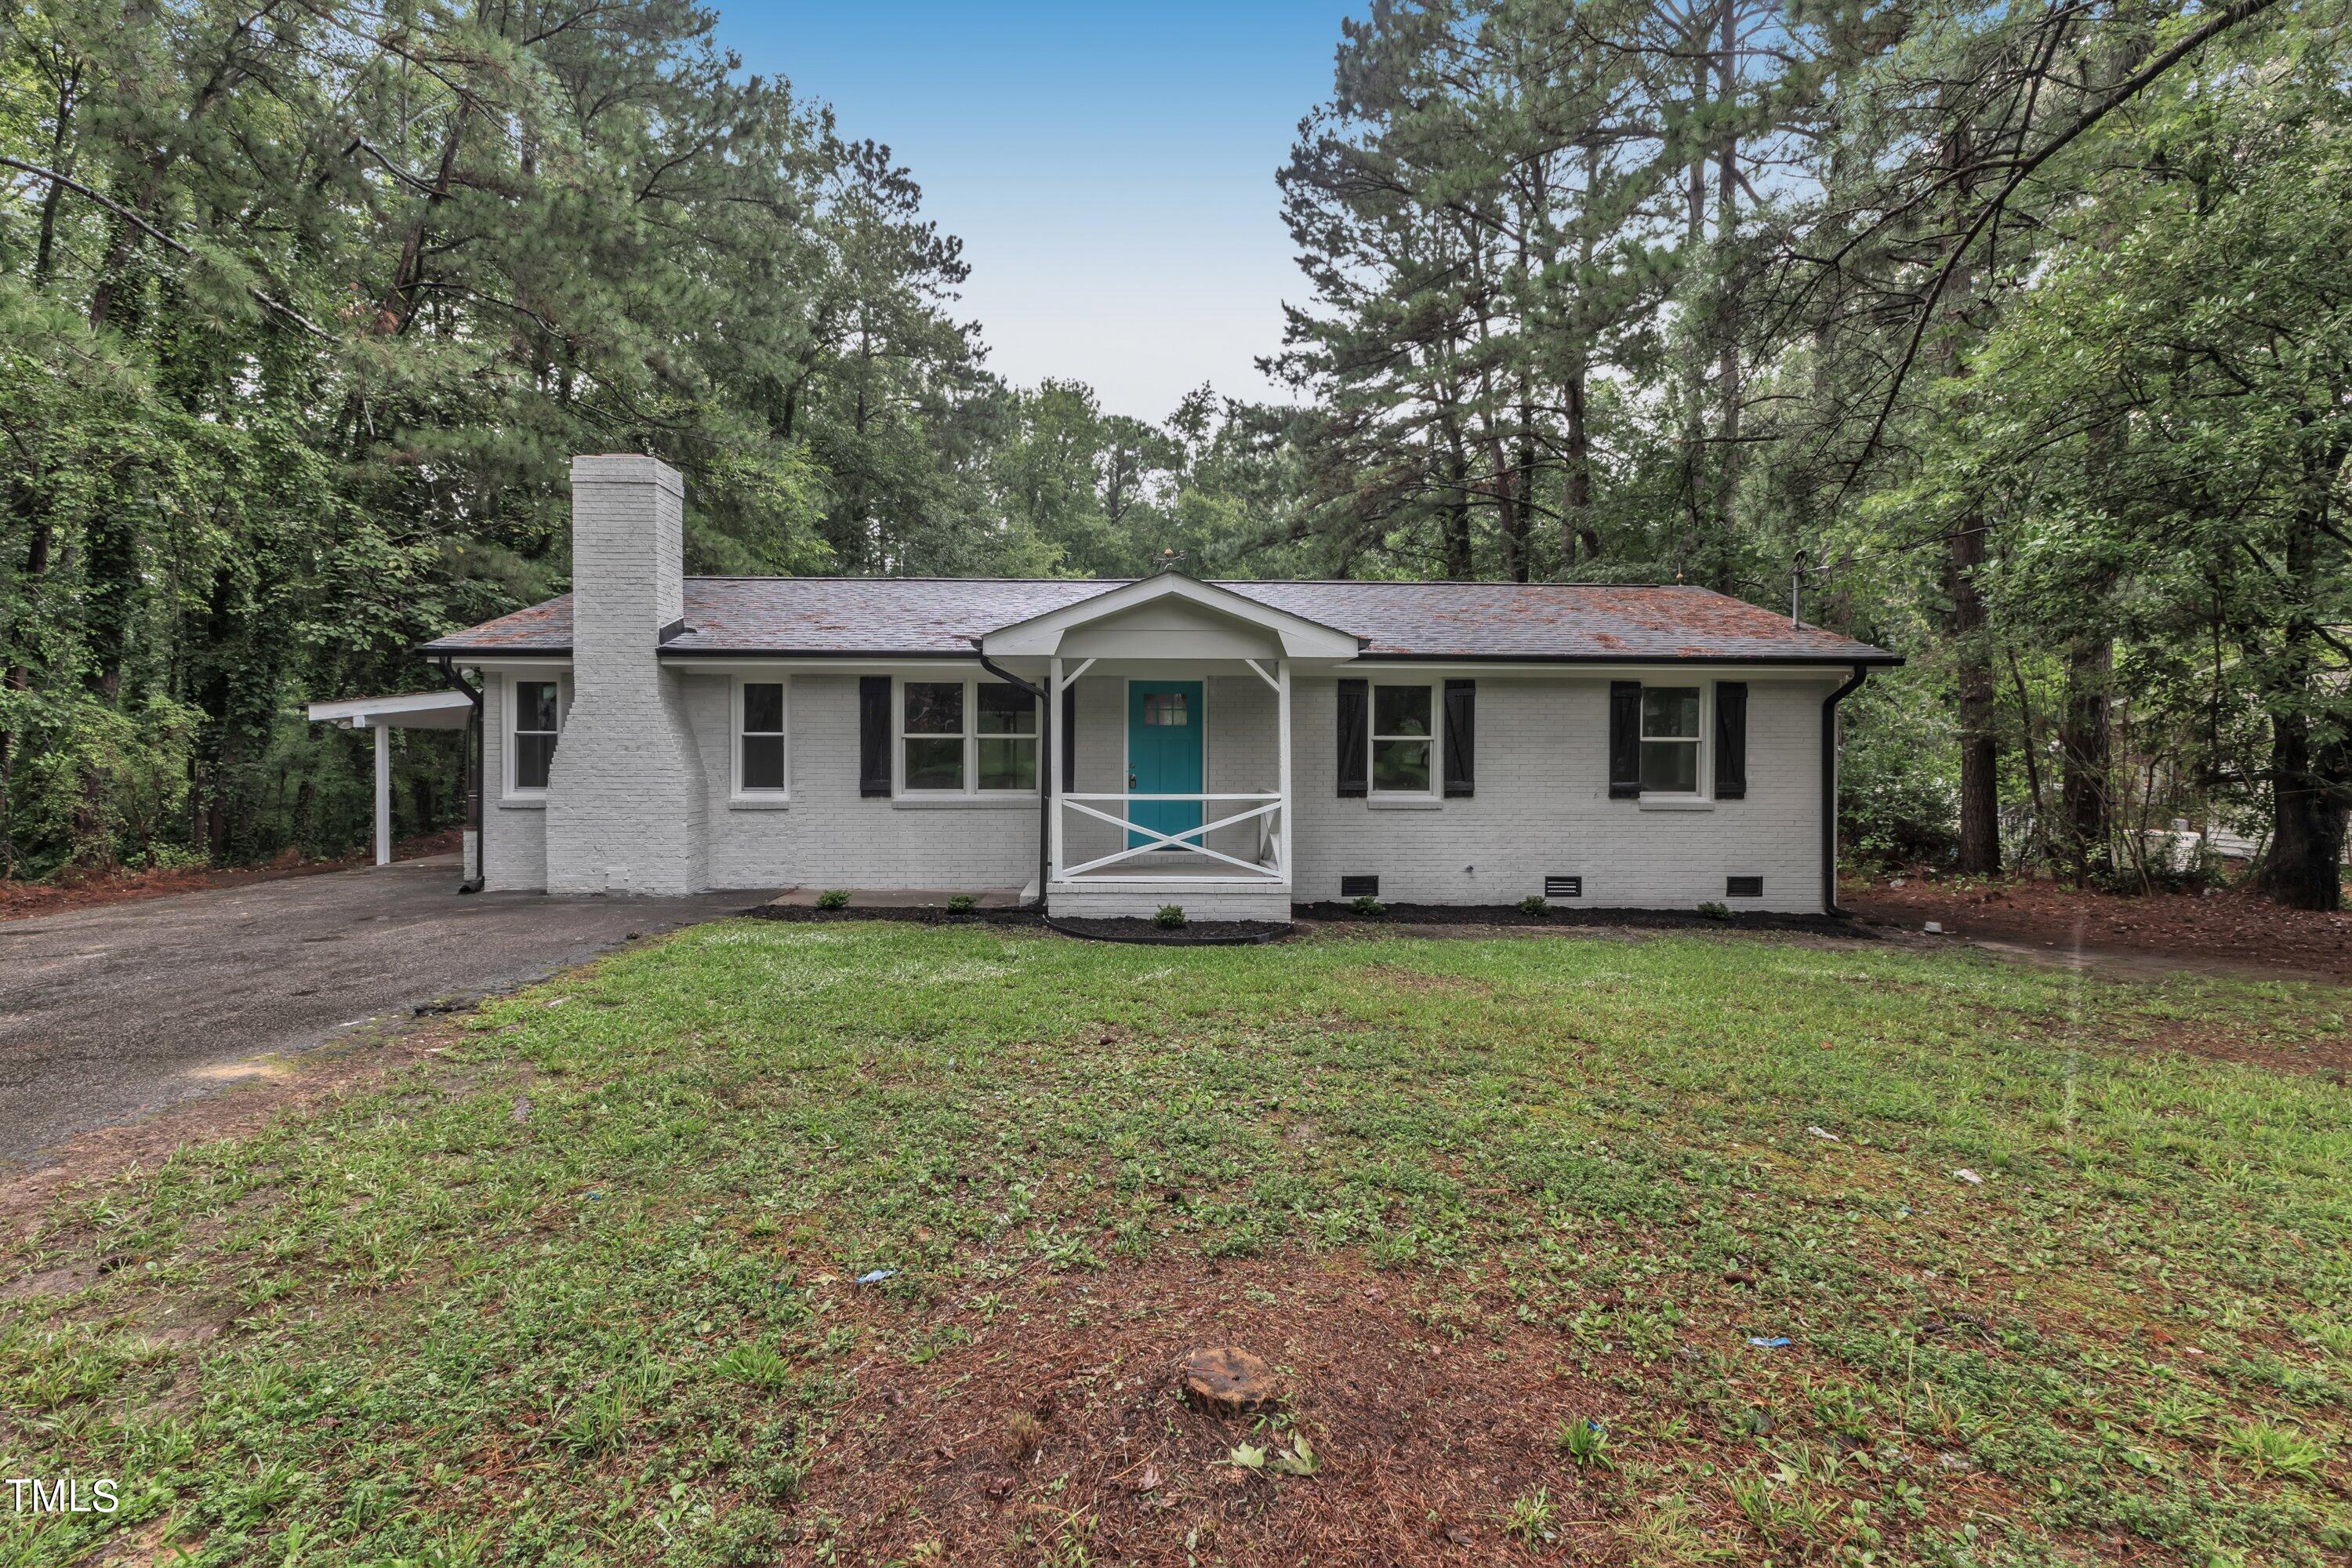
[{"left": 1181, "top": 1346, "right": 1280, "bottom": 1414}]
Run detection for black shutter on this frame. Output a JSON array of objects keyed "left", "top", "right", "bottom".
[
  {"left": 1715, "top": 681, "right": 1748, "bottom": 800},
  {"left": 1608, "top": 681, "right": 1642, "bottom": 798},
  {"left": 858, "top": 675, "right": 891, "bottom": 797},
  {"left": 1060, "top": 682, "right": 1076, "bottom": 793},
  {"left": 1443, "top": 679, "right": 1475, "bottom": 797},
  {"left": 1337, "top": 678, "right": 1369, "bottom": 797}
]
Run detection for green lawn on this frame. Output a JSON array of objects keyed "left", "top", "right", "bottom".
[{"left": 3, "top": 921, "right": 2347, "bottom": 1566}]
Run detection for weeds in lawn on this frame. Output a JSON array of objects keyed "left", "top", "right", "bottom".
[
  {"left": 1559, "top": 1417, "right": 1613, "bottom": 1467},
  {"left": 1501, "top": 1483, "right": 1556, "bottom": 1544},
  {"left": 2221, "top": 1420, "right": 2327, "bottom": 1480}
]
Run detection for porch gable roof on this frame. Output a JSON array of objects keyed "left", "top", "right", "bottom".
[{"left": 975, "top": 573, "right": 1363, "bottom": 660}]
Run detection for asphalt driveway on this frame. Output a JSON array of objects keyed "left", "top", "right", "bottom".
[{"left": 0, "top": 857, "right": 766, "bottom": 1165}]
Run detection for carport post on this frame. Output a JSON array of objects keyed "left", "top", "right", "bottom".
[{"left": 372, "top": 717, "right": 392, "bottom": 866}]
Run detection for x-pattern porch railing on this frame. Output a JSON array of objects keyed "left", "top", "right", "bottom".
[{"left": 1056, "top": 792, "right": 1283, "bottom": 880}]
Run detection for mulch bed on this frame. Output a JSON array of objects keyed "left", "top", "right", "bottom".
[
  {"left": 752, "top": 905, "right": 1045, "bottom": 929},
  {"left": 0, "top": 829, "right": 462, "bottom": 924},
  {"left": 1845, "top": 874, "right": 2352, "bottom": 985},
  {"left": 1047, "top": 916, "right": 1291, "bottom": 945},
  {"left": 1293, "top": 901, "right": 1868, "bottom": 937}
]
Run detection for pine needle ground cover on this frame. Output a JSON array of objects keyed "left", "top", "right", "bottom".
[{"left": 3, "top": 923, "right": 2347, "bottom": 1566}]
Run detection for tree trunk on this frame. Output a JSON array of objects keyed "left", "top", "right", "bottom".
[
  {"left": 1710, "top": 0, "right": 1741, "bottom": 593},
  {"left": 1441, "top": 437, "right": 1473, "bottom": 579},
  {"left": 2257, "top": 466, "right": 2350, "bottom": 909},
  {"left": 2260, "top": 709, "right": 2349, "bottom": 909},
  {"left": 2058, "top": 634, "right": 2112, "bottom": 880},
  {"left": 1563, "top": 370, "right": 1596, "bottom": 567},
  {"left": 1949, "top": 514, "right": 2001, "bottom": 876}
]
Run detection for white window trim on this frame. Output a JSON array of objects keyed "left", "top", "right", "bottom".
[
  {"left": 894, "top": 675, "right": 1040, "bottom": 799},
  {"left": 504, "top": 673, "right": 564, "bottom": 802},
  {"left": 1367, "top": 679, "right": 1442, "bottom": 800},
  {"left": 1637, "top": 680, "right": 1712, "bottom": 803},
  {"left": 732, "top": 675, "right": 790, "bottom": 804}
]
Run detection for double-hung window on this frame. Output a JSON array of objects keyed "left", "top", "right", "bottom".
[
  {"left": 510, "top": 678, "right": 560, "bottom": 793},
  {"left": 1370, "top": 682, "right": 1437, "bottom": 796},
  {"left": 737, "top": 681, "right": 787, "bottom": 797},
  {"left": 1640, "top": 686, "right": 1703, "bottom": 795},
  {"left": 900, "top": 678, "right": 1038, "bottom": 794}
]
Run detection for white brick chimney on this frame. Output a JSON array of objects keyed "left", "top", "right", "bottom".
[{"left": 543, "top": 455, "right": 708, "bottom": 894}]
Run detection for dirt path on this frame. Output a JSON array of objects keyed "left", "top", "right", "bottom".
[
  {"left": 0, "top": 829, "right": 462, "bottom": 923},
  {"left": 1844, "top": 877, "right": 2352, "bottom": 987}
]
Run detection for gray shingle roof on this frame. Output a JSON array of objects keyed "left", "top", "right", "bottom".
[{"left": 419, "top": 577, "right": 1896, "bottom": 665}]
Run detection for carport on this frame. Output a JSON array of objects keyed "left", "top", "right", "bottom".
[{"left": 306, "top": 690, "right": 474, "bottom": 866}]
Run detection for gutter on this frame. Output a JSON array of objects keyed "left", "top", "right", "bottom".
[
  {"left": 974, "top": 645, "right": 1051, "bottom": 911},
  {"left": 433, "top": 656, "right": 487, "bottom": 894},
  {"left": 1821, "top": 663, "right": 1871, "bottom": 916}
]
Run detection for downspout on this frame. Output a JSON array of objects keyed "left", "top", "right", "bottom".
[
  {"left": 975, "top": 645, "right": 1050, "bottom": 910},
  {"left": 434, "top": 656, "right": 486, "bottom": 894},
  {"left": 1821, "top": 662, "right": 1870, "bottom": 916}
]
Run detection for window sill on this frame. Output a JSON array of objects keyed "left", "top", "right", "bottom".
[
  {"left": 1637, "top": 797, "right": 1715, "bottom": 811},
  {"left": 891, "top": 795, "right": 1038, "bottom": 810},
  {"left": 729, "top": 795, "right": 791, "bottom": 811},
  {"left": 1366, "top": 796, "right": 1443, "bottom": 811},
  {"left": 496, "top": 796, "right": 547, "bottom": 811}
]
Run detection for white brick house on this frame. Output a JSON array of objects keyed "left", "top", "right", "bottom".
[{"left": 416, "top": 456, "right": 1899, "bottom": 921}]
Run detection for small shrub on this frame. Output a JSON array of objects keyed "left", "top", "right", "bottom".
[
  {"left": 815, "top": 888, "right": 850, "bottom": 911},
  {"left": 1152, "top": 904, "right": 1186, "bottom": 929},
  {"left": 1517, "top": 893, "right": 1550, "bottom": 917},
  {"left": 1695, "top": 900, "right": 1731, "bottom": 920},
  {"left": 945, "top": 894, "right": 976, "bottom": 914},
  {"left": 1348, "top": 893, "right": 1386, "bottom": 916}
]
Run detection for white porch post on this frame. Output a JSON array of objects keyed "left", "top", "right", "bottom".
[
  {"left": 1276, "top": 659, "right": 1292, "bottom": 880},
  {"left": 372, "top": 716, "right": 392, "bottom": 866},
  {"left": 1049, "top": 655, "right": 1065, "bottom": 887}
]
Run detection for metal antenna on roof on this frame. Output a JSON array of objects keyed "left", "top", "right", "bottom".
[
  {"left": 1791, "top": 552, "right": 1804, "bottom": 626},
  {"left": 1156, "top": 546, "right": 1189, "bottom": 575}
]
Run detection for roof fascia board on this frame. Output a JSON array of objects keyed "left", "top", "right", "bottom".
[
  {"left": 306, "top": 690, "right": 476, "bottom": 723},
  {"left": 1347, "top": 652, "right": 1904, "bottom": 670}
]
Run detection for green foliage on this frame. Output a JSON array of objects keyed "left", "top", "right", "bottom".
[
  {"left": 0, "top": 2, "right": 1301, "bottom": 884},
  {"left": 815, "top": 890, "right": 850, "bottom": 912},
  {"left": 1152, "top": 903, "right": 1186, "bottom": 929},
  {"left": 1349, "top": 893, "right": 1387, "bottom": 917},
  {"left": 1696, "top": 901, "right": 1731, "bottom": 921},
  {"left": 1517, "top": 893, "right": 1551, "bottom": 917},
  {"left": 944, "top": 894, "right": 977, "bottom": 915}
]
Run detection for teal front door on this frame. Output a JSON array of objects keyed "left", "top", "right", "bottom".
[{"left": 1127, "top": 681, "right": 1204, "bottom": 848}]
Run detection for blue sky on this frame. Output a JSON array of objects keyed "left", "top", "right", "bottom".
[{"left": 710, "top": 2, "right": 1354, "bottom": 421}]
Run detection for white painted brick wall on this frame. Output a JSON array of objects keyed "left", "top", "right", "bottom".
[
  {"left": 690, "top": 673, "right": 1043, "bottom": 891},
  {"left": 543, "top": 456, "right": 709, "bottom": 895},
  {"left": 485, "top": 644, "right": 1837, "bottom": 915},
  {"left": 479, "top": 675, "right": 548, "bottom": 892},
  {"left": 1290, "top": 674, "right": 1832, "bottom": 913}
]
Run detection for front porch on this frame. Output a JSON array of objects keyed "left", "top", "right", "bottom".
[{"left": 982, "top": 574, "right": 1360, "bottom": 922}]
